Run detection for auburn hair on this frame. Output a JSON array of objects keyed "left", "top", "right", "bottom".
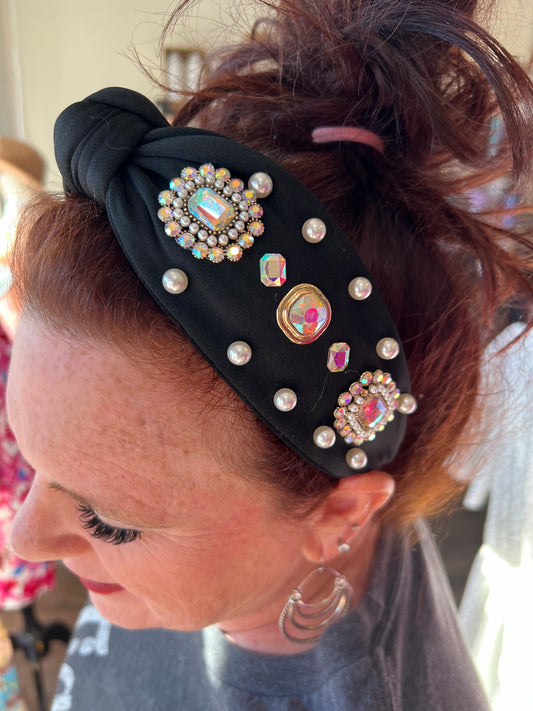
[{"left": 12, "top": 0, "right": 533, "bottom": 526}]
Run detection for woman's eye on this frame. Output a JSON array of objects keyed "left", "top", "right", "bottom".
[{"left": 76, "top": 504, "right": 140, "bottom": 545}]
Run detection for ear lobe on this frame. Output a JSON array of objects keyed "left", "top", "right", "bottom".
[{"left": 301, "top": 470, "right": 395, "bottom": 562}]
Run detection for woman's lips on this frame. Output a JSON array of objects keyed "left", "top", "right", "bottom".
[{"left": 78, "top": 577, "right": 125, "bottom": 595}]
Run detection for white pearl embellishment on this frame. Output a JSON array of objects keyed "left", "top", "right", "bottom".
[
  {"left": 345, "top": 448, "right": 368, "bottom": 470},
  {"left": 273, "top": 388, "right": 298, "bottom": 412},
  {"left": 227, "top": 341, "right": 252, "bottom": 366},
  {"left": 348, "top": 277, "right": 372, "bottom": 300},
  {"left": 313, "top": 426, "right": 336, "bottom": 449},
  {"left": 376, "top": 337, "right": 400, "bottom": 360},
  {"left": 301, "top": 217, "right": 327, "bottom": 244},
  {"left": 248, "top": 172, "right": 273, "bottom": 198},
  {"left": 397, "top": 393, "right": 418, "bottom": 415},
  {"left": 162, "top": 268, "right": 188, "bottom": 294}
]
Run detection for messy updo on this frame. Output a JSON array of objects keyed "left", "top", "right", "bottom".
[{"left": 12, "top": 0, "right": 533, "bottom": 525}]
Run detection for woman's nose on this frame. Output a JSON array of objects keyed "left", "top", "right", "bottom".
[{"left": 9, "top": 478, "right": 90, "bottom": 562}]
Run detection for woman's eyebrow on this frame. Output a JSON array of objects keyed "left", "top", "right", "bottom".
[{"left": 48, "top": 481, "right": 148, "bottom": 528}]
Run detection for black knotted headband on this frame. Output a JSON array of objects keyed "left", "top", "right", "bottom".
[{"left": 53, "top": 87, "right": 414, "bottom": 478}]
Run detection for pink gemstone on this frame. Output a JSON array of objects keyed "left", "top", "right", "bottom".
[
  {"left": 360, "top": 396, "right": 387, "bottom": 429},
  {"left": 260, "top": 254, "right": 287, "bottom": 287},
  {"left": 288, "top": 293, "right": 330, "bottom": 339},
  {"left": 349, "top": 382, "right": 363, "bottom": 396},
  {"left": 328, "top": 343, "right": 350, "bottom": 373},
  {"left": 338, "top": 393, "right": 352, "bottom": 406},
  {"left": 327, "top": 343, "right": 350, "bottom": 372}
]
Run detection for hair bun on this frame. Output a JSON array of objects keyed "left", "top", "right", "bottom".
[{"left": 54, "top": 87, "right": 169, "bottom": 205}]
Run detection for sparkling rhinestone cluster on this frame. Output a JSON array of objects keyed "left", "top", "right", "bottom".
[
  {"left": 157, "top": 164, "right": 266, "bottom": 263},
  {"left": 334, "top": 370, "right": 399, "bottom": 445},
  {"left": 157, "top": 159, "right": 416, "bottom": 472}
]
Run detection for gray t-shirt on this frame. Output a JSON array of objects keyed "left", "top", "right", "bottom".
[{"left": 51, "top": 521, "right": 489, "bottom": 710}]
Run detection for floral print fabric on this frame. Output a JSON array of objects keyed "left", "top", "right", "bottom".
[{"left": 0, "top": 328, "right": 55, "bottom": 609}]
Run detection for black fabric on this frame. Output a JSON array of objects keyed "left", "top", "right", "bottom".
[{"left": 54, "top": 87, "right": 410, "bottom": 478}]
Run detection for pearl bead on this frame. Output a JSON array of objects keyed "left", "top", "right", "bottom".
[
  {"left": 397, "top": 393, "right": 417, "bottom": 415},
  {"left": 301, "top": 217, "right": 327, "bottom": 243},
  {"left": 345, "top": 447, "right": 368, "bottom": 470},
  {"left": 313, "top": 426, "right": 336, "bottom": 449},
  {"left": 226, "top": 341, "right": 252, "bottom": 366},
  {"left": 273, "top": 388, "right": 297, "bottom": 412},
  {"left": 338, "top": 541, "right": 350, "bottom": 554},
  {"left": 162, "top": 268, "right": 188, "bottom": 294},
  {"left": 248, "top": 172, "right": 273, "bottom": 198},
  {"left": 376, "top": 337, "right": 400, "bottom": 360},
  {"left": 348, "top": 277, "right": 372, "bottom": 301}
]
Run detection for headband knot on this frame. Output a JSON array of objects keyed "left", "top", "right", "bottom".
[{"left": 54, "top": 88, "right": 168, "bottom": 204}]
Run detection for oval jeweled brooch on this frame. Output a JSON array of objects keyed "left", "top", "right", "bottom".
[
  {"left": 334, "top": 370, "right": 399, "bottom": 445},
  {"left": 157, "top": 164, "right": 267, "bottom": 263}
]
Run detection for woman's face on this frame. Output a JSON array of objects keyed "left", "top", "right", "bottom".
[{"left": 7, "top": 318, "right": 311, "bottom": 631}]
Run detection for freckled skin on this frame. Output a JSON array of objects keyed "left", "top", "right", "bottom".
[{"left": 6, "top": 317, "right": 315, "bottom": 632}]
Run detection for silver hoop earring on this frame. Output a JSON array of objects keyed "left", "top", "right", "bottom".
[{"left": 279, "top": 564, "right": 354, "bottom": 645}]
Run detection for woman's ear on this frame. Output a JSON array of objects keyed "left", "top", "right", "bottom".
[{"left": 302, "top": 471, "right": 395, "bottom": 562}]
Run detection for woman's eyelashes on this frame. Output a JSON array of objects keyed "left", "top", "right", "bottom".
[{"left": 76, "top": 504, "right": 140, "bottom": 545}]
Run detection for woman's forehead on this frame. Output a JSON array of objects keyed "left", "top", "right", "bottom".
[
  {"left": 7, "top": 317, "right": 263, "bottom": 524},
  {"left": 8, "top": 319, "right": 195, "bottom": 476}
]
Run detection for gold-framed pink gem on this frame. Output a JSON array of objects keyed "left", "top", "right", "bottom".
[{"left": 276, "top": 283, "right": 331, "bottom": 344}]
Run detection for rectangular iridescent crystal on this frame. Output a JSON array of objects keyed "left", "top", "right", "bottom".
[
  {"left": 260, "top": 253, "right": 287, "bottom": 287},
  {"left": 360, "top": 396, "right": 386, "bottom": 429},
  {"left": 188, "top": 187, "right": 235, "bottom": 231},
  {"left": 327, "top": 342, "right": 350, "bottom": 372}
]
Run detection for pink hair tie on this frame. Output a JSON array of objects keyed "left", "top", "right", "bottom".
[{"left": 312, "top": 126, "right": 385, "bottom": 154}]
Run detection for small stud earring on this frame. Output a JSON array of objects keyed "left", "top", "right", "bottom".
[{"left": 338, "top": 540, "right": 350, "bottom": 554}]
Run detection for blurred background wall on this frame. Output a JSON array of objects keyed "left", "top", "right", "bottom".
[{"left": 0, "top": 0, "right": 532, "bottom": 188}]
